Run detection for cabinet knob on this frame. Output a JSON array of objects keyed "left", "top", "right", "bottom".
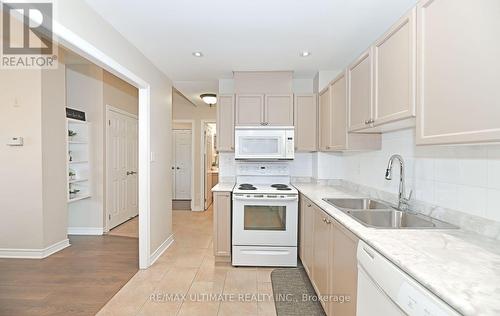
[{"left": 307, "top": 204, "right": 312, "bottom": 207}]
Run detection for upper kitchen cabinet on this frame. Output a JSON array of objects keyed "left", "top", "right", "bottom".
[
  {"left": 294, "top": 94, "right": 317, "bottom": 152},
  {"left": 318, "top": 87, "right": 332, "bottom": 151},
  {"left": 330, "top": 72, "right": 381, "bottom": 151},
  {"left": 416, "top": 0, "right": 500, "bottom": 145},
  {"left": 372, "top": 7, "right": 416, "bottom": 131},
  {"left": 235, "top": 93, "right": 294, "bottom": 126},
  {"left": 216, "top": 95, "right": 235, "bottom": 152},
  {"left": 265, "top": 94, "right": 294, "bottom": 126},
  {"left": 348, "top": 49, "right": 374, "bottom": 132},
  {"left": 235, "top": 94, "right": 264, "bottom": 126}
]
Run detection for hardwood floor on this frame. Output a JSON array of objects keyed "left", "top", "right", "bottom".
[
  {"left": 108, "top": 216, "right": 139, "bottom": 238},
  {"left": 0, "top": 235, "right": 138, "bottom": 316}
]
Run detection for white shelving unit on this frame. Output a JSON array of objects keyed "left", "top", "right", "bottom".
[{"left": 66, "top": 118, "right": 91, "bottom": 203}]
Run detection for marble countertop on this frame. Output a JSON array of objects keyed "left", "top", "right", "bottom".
[
  {"left": 211, "top": 182, "right": 235, "bottom": 192},
  {"left": 292, "top": 182, "right": 500, "bottom": 316}
]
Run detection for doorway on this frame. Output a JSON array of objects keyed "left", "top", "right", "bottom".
[
  {"left": 106, "top": 106, "right": 139, "bottom": 230},
  {"left": 202, "top": 121, "right": 218, "bottom": 210},
  {"left": 172, "top": 121, "right": 194, "bottom": 211}
]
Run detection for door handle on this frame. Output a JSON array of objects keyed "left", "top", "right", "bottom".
[
  {"left": 126, "top": 171, "right": 131, "bottom": 175},
  {"left": 176, "top": 167, "right": 180, "bottom": 170},
  {"left": 130, "top": 171, "right": 137, "bottom": 175}
]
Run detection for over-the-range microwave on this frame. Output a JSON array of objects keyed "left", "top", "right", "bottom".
[{"left": 234, "top": 126, "right": 294, "bottom": 160}]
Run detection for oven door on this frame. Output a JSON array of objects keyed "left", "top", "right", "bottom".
[
  {"left": 235, "top": 129, "right": 286, "bottom": 160},
  {"left": 232, "top": 194, "right": 298, "bottom": 247}
]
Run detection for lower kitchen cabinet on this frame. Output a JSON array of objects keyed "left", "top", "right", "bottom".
[
  {"left": 312, "top": 206, "right": 333, "bottom": 312},
  {"left": 299, "top": 194, "right": 359, "bottom": 316},
  {"left": 213, "top": 191, "right": 231, "bottom": 262},
  {"left": 330, "top": 220, "right": 359, "bottom": 316},
  {"left": 299, "top": 196, "right": 315, "bottom": 275}
]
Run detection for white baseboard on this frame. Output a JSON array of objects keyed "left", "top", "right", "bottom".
[
  {"left": 149, "top": 233, "right": 174, "bottom": 266},
  {"left": 68, "top": 227, "right": 104, "bottom": 235},
  {"left": 0, "top": 239, "right": 70, "bottom": 259}
]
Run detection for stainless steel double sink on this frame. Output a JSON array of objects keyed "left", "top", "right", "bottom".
[{"left": 323, "top": 198, "right": 457, "bottom": 229}]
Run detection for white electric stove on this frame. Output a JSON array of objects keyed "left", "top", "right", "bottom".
[{"left": 232, "top": 163, "right": 298, "bottom": 267}]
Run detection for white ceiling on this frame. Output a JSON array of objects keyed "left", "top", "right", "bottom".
[{"left": 84, "top": 0, "right": 416, "bottom": 83}]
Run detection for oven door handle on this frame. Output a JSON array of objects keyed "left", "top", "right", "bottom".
[{"left": 233, "top": 195, "right": 298, "bottom": 202}]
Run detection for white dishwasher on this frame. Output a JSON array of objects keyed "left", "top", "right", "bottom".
[{"left": 356, "top": 241, "right": 460, "bottom": 316}]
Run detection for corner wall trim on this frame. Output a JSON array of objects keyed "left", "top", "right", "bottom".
[
  {"left": 149, "top": 233, "right": 174, "bottom": 267},
  {"left": 0, "top": 239, "right": 70, "bottom": 259},
  {"left": 67, "top": 227, "right": 104, "bottom": 235}
]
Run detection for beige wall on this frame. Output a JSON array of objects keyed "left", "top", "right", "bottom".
[
  {"left": 0, "top": 47, "right": 68, "bottom": 250},
  {"left": 172, "top": 90, "right": 216, "bottom": 210},
  {"left": 56, "top": 0, "right": 172, "bottom": 256},
  {"left": 103, "top": 71, "right": 139, "bottom": 115},
  {"left": 0, "top": 68, "right": 45, "bottom": 249},
  {"left": 41, "top": 49, "right": 68, "bottom": 247}
]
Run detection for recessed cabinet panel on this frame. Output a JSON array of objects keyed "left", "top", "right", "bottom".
[
  {"left": 235, "top": 94, "right": 264, "bottom": 126},
  {"left": 373, "top": 8, "right": 416, "bottom": 127},
  {"left": 299, "top": 195, "right": 315, "bottom": 275},
  {"left": 417, "top": 0, "right": 500, "bottom": 144},
  {"left": 312, "top": 207, "right": 332, "bottom": 311},
  {"left": 216, "top": 95, "right": 235, "bottom": 152},
  {"left": 265, "top": 94, "right": 294, "bottom": 126},
  {"left": 319, "top": 88, "right": 331, "bottom": 151},
  {"left": 330, "top": 222, "right": 359, "bottom": 316},
  {"left": 330, "top": 74, "right": 348, "bottom": 150},
  {"left": 213, "top": 192, "right": 231, "bottom": 261},
  {"left": 294, "top": 94, "right": 317, "bottom": 151},
  {"left": 348, "top": 50, "right": 373, "bottom": 132}
]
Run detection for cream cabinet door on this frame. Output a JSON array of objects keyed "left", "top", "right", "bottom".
[
  {"left": 216, "top": 95, "right": 234, "bottom": 151},
  {"left": 235, "top": 94, "right": 264, "bottom": 126},
  {"left": 417, "top": 0, "right": 500, "bottom": 145},
  {"left": 318, "top": 87, "right": 332, "bottom": 151},
  {"left": 213, "top": 192, "right": 231, "bottom": 261},
  {"left": 294, "top": 94, "right": 317, "bottom": 152},
  {"left": 373, "top": 8, "right": 416, "bottom": 126},
  {"left": 312, "top": 207, "right": 332, "bottom": 311},
  {"left": 348, "top": 49, "right": 373, "bottom": 132},
  {"left": 330, "top": 222, "right": 359, "bottom": 316},
  {"left": 265, "top": 94, "right": 294, "bottom": 126},
  {"left": 300, "top": 196, "right": 315, "bottom": 276},
  {"left": 330, "top": 72, "right": 348, "bottom": 150}
]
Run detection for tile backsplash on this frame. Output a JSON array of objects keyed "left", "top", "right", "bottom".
[{"left": 318, "top": 128, "right": 500, "bottom": 223}]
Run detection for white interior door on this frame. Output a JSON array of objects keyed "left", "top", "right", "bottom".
[
  {"left": 127, "top": 117, "right": 138, "bottom": 217},
  {"left": 107, "top": 108, "right": 138, "bottom": 229},
  {"left": 173, "top": 130, "right": 192, "bottom": 200}
]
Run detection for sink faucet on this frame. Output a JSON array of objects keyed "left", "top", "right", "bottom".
[{"left": 385, "top": 154, "right": 412, "bottom": 210}]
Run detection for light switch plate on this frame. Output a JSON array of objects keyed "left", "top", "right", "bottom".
[{"left": 7, "top": 137, "right": 23, "bottom": 146}]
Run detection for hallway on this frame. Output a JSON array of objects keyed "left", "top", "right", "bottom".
[{"left": 97, "top": 206, "right": 277, "bottom": 316}]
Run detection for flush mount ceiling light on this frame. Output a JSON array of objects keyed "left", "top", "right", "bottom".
[
  {"left": 200, "top": 93, "right": 217, "bottom": 107},
  {"left": 192, "top": 51, "right": 203, "bottom": 57},
  {"left": 299, "top": 51, "right": 311, "bottom": 57}
]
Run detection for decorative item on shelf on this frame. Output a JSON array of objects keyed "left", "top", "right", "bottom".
[
  {"left": 68, "top": 130, "right": 77, "bottom": 141},
  {"left": 68, "top": 150, "right": 73, "bottom": 162},
  {"left": 66, "top": 107, "right": 86, "bottom": 121},
  {"left": 69, "top": 184, "right": 81, "bottom": 199},
  {"left": 69, "top": 169, "right": 76, "bottom": 181}
]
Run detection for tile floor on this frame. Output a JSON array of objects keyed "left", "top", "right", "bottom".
[{"left": 97, "top": 206, "right": 277, "bottom": 316}]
